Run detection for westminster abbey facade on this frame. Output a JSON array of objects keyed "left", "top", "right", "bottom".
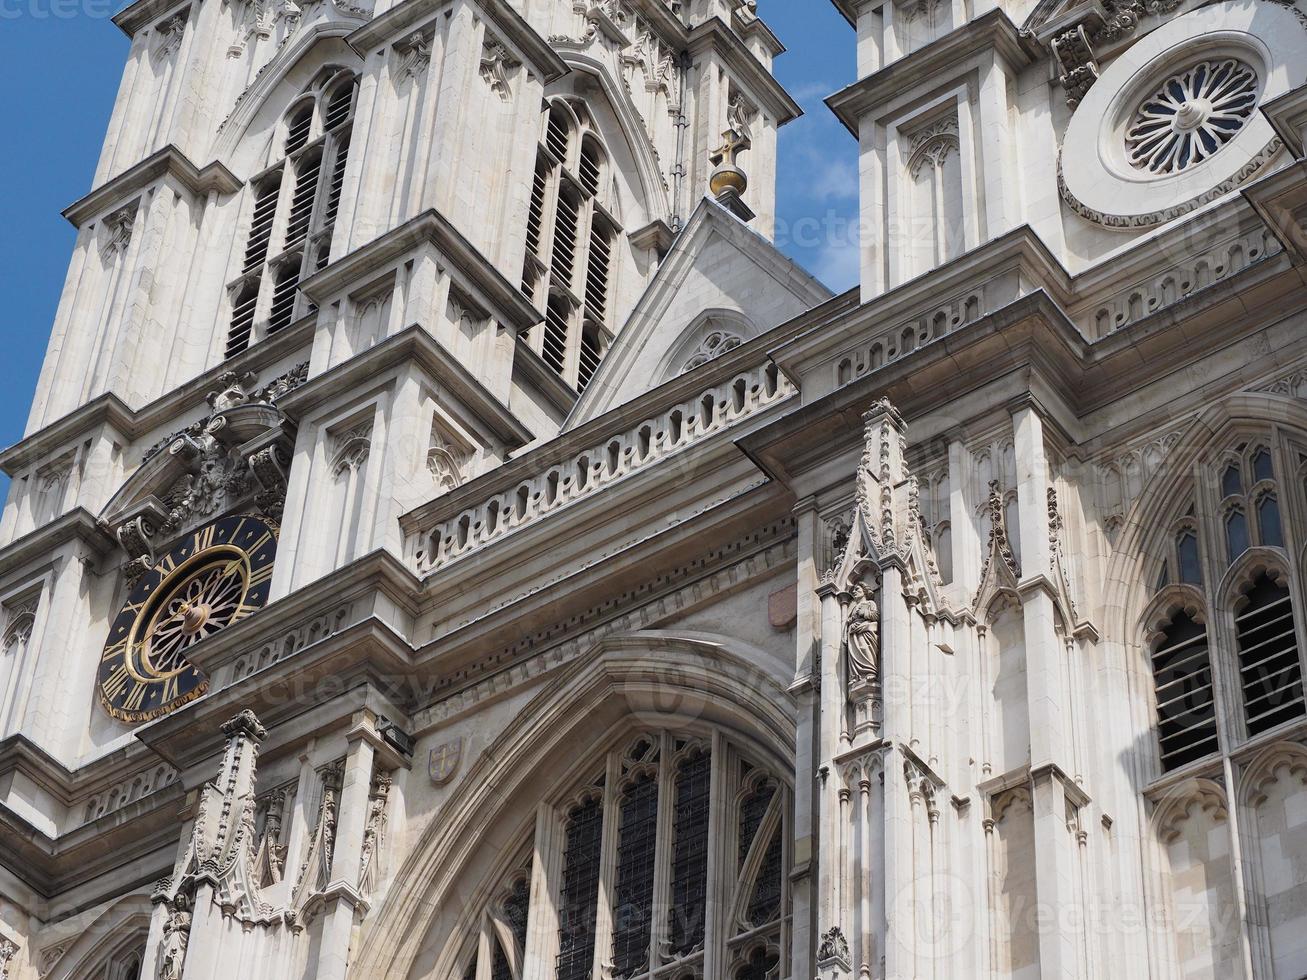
[{"left": 4, "top": 0, "right": 1307, "bottom": 976}]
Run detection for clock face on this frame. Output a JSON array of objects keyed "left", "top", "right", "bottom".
[{"left": 98, "top": 515, "right": 278, "bottom": 723}]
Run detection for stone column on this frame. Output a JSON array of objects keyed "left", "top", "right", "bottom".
[
  {"left": 1012, "top": 403, "right": 1080, "bottom": 980},
  {"left": 314, "top": 718, "right": 378, "bottom": 980}
]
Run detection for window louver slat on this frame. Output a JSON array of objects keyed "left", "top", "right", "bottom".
[
  {"left": 1151, "top": 613, "right": 1219, "bottom": 771},
  {"left": 1237, "top": 576, "right": 1305, "bottom": 736}
]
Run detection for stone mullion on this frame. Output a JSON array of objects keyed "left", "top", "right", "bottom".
[
  {"left": 649, "top": 731, "right": 677, "bottom": 972},
  {"left": 702, "top": 729, "right": 729, "bottom": 979},
  {"left": 1194, "top": 450, "right": 1242, "bottom": 753},
  {"left": 591, "top": 748, "right": 622, "bottom": 980},
  {"left": 475, "top": 916, "right": 495, "bottom": 980},
  {"left": 522, "top": 803, "right": 565, "bottom": 980}
]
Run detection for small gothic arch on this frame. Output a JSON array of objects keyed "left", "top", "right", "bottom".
[
  {"left": 1241, "top": 740, "right": 1307, "bottom": 808},
  {"left": 1152, "top": 778, "right": 1229, "bottom": 844}
]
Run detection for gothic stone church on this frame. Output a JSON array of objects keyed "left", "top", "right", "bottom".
[{"left": 4, "top": 0, "right": 1307, "bottom": 976}]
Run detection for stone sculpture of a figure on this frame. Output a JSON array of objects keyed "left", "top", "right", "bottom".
[
  {"left": 159, "top": 900, "right": 191, "bottom": 980},
  {"left": 845, "top": 583, "right": 880, "bottom": 683}
]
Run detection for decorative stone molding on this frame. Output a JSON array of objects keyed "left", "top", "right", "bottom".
[
  {"left": 1, "top": 598, "right": 38, "bottom": 655},
  {"left": 393, "top": 31, "right": 432, "bottom": 86},
  {"left": 293, "top": 760, "right": 344, "bottom": 908},
  {"left": 816, "top": 926, "right": 850, "bottom": 967},
  {"left": 99, "top": 204, "right": 137, "bottom": 259},
  {"left": 152, "top": 12, "right": 187, "bottom": 59},
  {"left": 358, "top": 771, "right": 392, "bottom": 896},
  {"left": 681, "top": 329, "right": 744, "bottom": 372},
  {"left": 973, "top": 480, "right": 1021, "bottom": 613},
  {"left": 1059, "top": 137, "right": 1284, "bottom": 229},
  {"left": 0, "top": 939, "right": 17, "bottom": 980},
  {"left": 230, "top": 603, "right": 353, "bottom": 681},
  {"left": 80, "top": 762, "right": 179, "bottom": 825},
  {"left": 408, "top": 358, "right": 793, "bottom": 573},
  {"left": 415, "top": 523, "right": 796, "bottom": 728},
  {"left": 832, "top": 289, "right": 983, "bottom": 389},
  {"left": 479, "top": 33, "right": 520, "bottom": 100},
  {"left": 906, "top": 116, "right": 959, "bottom": 177},
  {"left": 1078, "top": 226, "right": 1281, "bottom": 337}
]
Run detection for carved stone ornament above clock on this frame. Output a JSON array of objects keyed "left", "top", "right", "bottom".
[{"left": 99, "top": 365, "right": 303, "bottom": 583}]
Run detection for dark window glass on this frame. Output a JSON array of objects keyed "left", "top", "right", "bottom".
[
  {"left": 1253, "top": 449, "right": 1274, "bottom": 484},
  {"left": 1177, "top": 532, "right": 1202, "bottom": 585},
  {"left": 1151, "top": 612, "right": 1219, "bottom": 770},
  {"left": 1222, "top": 464, "right": 1243, "bottom": 498},
  {"left": 1258, "top": 495, "right": 1284, "bottom": 548},
  {"left": 556, "top": 797, "right": 603, "bottom": 980},
  {"left": 611, "top": 773, "right": 659, "bottom": 978},
  {"left": 1226, "top": 510, "right": 1250, "bottom": 562},
  {"left": 668, "top": 750, "right": 712, "bottom": 956}
]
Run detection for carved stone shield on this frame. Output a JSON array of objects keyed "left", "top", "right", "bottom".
[{"left": 428, "top": 737, "right": 464, "bottom": 786}]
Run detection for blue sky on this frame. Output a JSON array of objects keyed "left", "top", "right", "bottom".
[{"left": 0, "top": 1, "right": 857, "bottom": 471}]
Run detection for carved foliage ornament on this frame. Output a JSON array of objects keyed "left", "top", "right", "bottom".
[{"left": 480, "top": 33, "right": 520, "bottom": 100}]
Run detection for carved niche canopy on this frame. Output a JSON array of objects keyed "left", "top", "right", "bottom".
[{"left": 100, "top": 365, "right": 306, "bottom": 582}]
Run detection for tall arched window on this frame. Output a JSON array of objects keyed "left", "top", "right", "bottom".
[
  {"left": 521, "top": 98, "right": 621, "bottom": 392},
  {"left": 227, "top": 68, "right": 357, "bottom": 357},
  {"left": 1150, "top": 608, "right": 1218, "bottom": 771},
  {"left": 1235, "top": 572, "right": 1304, "bottom": 735},
  {"left": 1146, "top": 434, "right": 1306, "bottom": 771},
  {"left": 457, "top": 728, "right": 791, "bottom": 980}
]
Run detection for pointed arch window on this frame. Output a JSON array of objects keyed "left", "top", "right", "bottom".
[
  {"left": 1235, "top": 573, "right": 1304, "bottom": 736},
  {"left": 226, "top": 68, "right": 357, "bottom": 358},
  {"left": 1151, "top": 610, "right": 1219, "bottom": 771},
  {"left": 520, "top": 97, "right": 620, "bottom": 391},
  {"left": 454, "top": 728, "right": 791, "bottom": 980},
  {"left": 1147, "top": 436, "right": 1307, "bottom": 773}
]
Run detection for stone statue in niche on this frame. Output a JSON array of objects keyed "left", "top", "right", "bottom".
[
  {"left": 845, "top": 582, "right": 880, "bottom": 683},
  {"left": 158, "top": 895, "right": 191, "bottom": 980}
]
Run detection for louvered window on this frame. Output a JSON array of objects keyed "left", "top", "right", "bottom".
[
  {"left": 226, "top": 69, "right": 356, "bottom": 357},
  {"left": 520, "top": 99, "right": 622, "bottom": 390},
  {"left": 543, "top": 297, "right": 570, "bottom": 375},
  {"left": 1236, "top": 574, "right": 1304, "bottom": 735},
  {"left": 1152, "top": 612, "right": 1218, "bottom": 771},
  {"left": 577, "top": 326, "right": 602, "bottom": 393}
]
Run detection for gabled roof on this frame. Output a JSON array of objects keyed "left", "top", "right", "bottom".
[{"left": 564, "top": 199, "right": 832, "bottom": 429}]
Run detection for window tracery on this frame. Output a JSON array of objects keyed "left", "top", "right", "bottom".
[
  {"left": 227, "top": 68, "right": 357, "bottom": 357},
  {"left": 456, "top": 728, "right": 791, "bottom": 980},
  {"left": 1147, "top": 433, "right": 1306, "bottom": 772},
  {"left": 521, "top": 97, "right": 621, "bottom": 392}
]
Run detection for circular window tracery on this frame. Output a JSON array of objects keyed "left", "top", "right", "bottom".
[{"left": 1124, "top": 58, "right": 1260, "bottom": 175}]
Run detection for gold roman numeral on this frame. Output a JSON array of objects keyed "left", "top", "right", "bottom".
[
  {"left": 248, "top": 564, "right": 274, "bottom": 588},
  {"left": 123, "top": 682, "right": 149, "bottom": 712},
  {"left": 161, "top": 675, "right": 180, "bottom": 704},
  {"left": 102, "top": 665, "right": 130, "bottom": 701},
  {"left": 193, "top": 524, "right": 216, "bottom": 553},
  {"left": 102, "top": 641, "right": 128, "bottom": 662}
]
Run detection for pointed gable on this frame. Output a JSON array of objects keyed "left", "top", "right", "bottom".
[{"left": 564, "top": 199, "right": 831, "bottom": 429}]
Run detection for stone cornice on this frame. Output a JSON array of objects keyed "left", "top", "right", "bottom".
[
  {"left": 278, "top": 325, "right": 533, "bottom": 447},
  {"left": 0, "top": 509, "right": 116, "bottom": 572},
  {"left": 112, "top": 0, "right": 188, "bottom": 36},
  {"left": 399, "top": 322, "right": 805, "bottom": 534},
  {"left": 826, "top": 10, "right": 1039, "bottom": 135},
  {"left": 299, "top": 208, "right": 541, "bottom": 334},
  {"left": 347, "top": 0, "right": 569, "bottom": 85},
  {"left": 829, "top": 0, "right": 860, "bottom": 28},
  {"left": 0, "top": 317, "right": 314, "bottom": 475},
  {"left": 62, "top": 146, "right": 241, "bottom": 229},
  {"left": 687, "top": 18, "right": 803, "bottom": 125}
]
